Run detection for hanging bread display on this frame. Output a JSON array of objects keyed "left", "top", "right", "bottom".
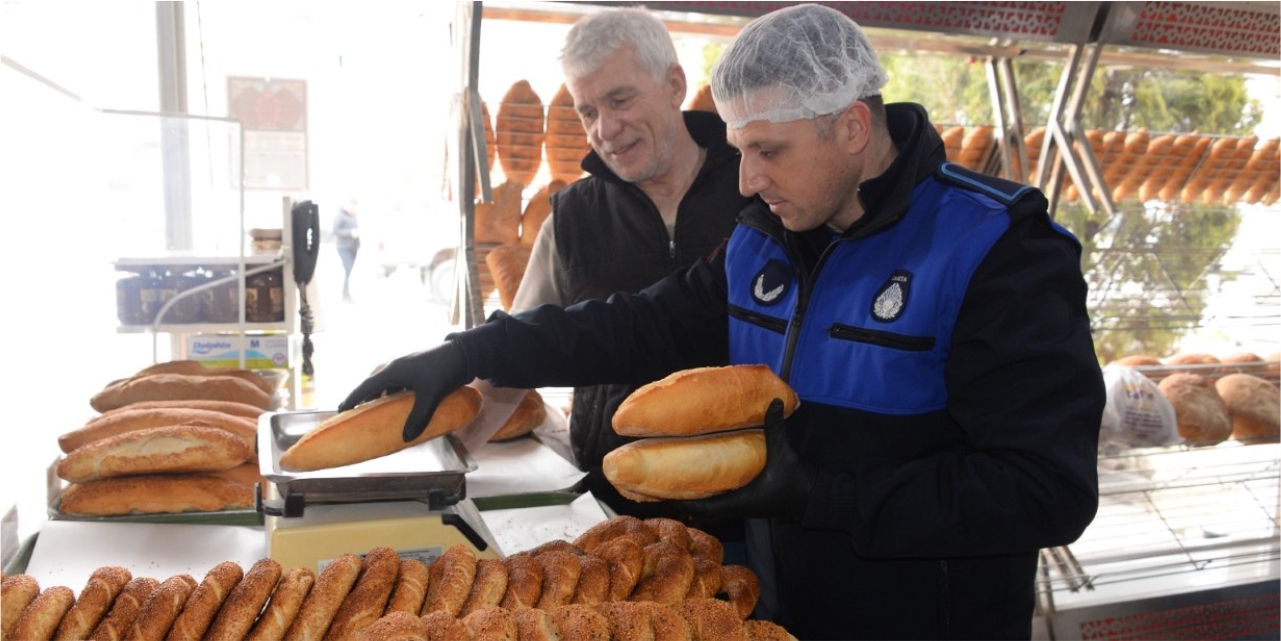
[
  {"left": 957, "top": 125, "right": 993, "bottom": 171},
  {"left": 474, "top": 180, "right": 524, "bottom": 245},
  {"left": 1105, "top": 129, "right": 1149, "bottom": 202},
  {"left": 545, "top": 83, "right": 590, "bottom": 183},
  {"left": 495, "top": 80, "right": 545, "bottom": 187}
]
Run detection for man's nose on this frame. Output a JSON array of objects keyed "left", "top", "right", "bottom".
[
  {"left": 594, "top": 110, "right": 623, "bottom": 141},
  {"left": 739, "top": 159, "right": 766, "bottom": 197}
]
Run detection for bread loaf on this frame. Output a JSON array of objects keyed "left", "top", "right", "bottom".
[
  {"left": 283, "top": 554, "right": 362, "bottom": 641},
  {"left": 167, "top": 561, "right": 243, "bottom": 641},
  {"left": 498, "top": 554, "right": 543, "bottom": 611},
  {"left": 1220, "top": 352, "right": 1267, "bottom": 375},
  {"left": 460, "top": 559, "right": 509, "bottom": 616},
  {"left": 424, "top": 545, "right": 478, "bottom": 618},
  {"left": 603, "top": 430, "right": 766, "bottom": 501},
  {"left": 546, "top": 84, "right": 590, "bottom": 183},
  {"left": 9, "top": 585, "right": 75, "bottom": 641},
  {"left": 54, "top": 567, "right": 131, "bottom": 641},
  {"left": 57, "top": 426, "right": 253, "bottom": 483},
  {"left": 1112, "top": 354, "right": 1162, "bottom": 367},
  {"left": 132, "top": 361, "right": 274, "bottom": 395},
  {"left": 61, "top": 408, "right": 258, "bottom": 454},
  {"left": 687, "top": 83, "right": 717, "bottom": 114},
  {"left": 355, "top": 610, "right": 427, "bottom": 641},
  {"left": 59, "top": 474, "right": 254, "bottom": 517},
  {"left": 474, "top": 181, "right": 524, "bottom": 246},
  {"left": 520, "top": 179, "right": 567, "bottom": 246},
  {"left": 204, "top": 558, "right": 281, "bottom": 641},
  {"left": 126, "top": 573, "right": 196, "bottom": 641},
  {"left": 485, "top": 243, "right": 532, "bottom": 312},
  {"left": 279, "top": 388, "right": 482, "bottom": 472},
  {"left": 495, "top": 80, "right": 545, "bottom": 186},
  {"left": 462, "top": 604, "right": 517, "bottom": 641},
  {"left": 210, "top": 462, "right": 268, "bottom": 490},
  {"left": 90, "top": 374, "right": 272, "bottom": 413},
  {"left": 90, "top": 577, "right": 159, "bottom": 641},
  {"left": 244, "top": 566, "right": 315, "bottom": 641},
  {"left": 1215, "top": 374, "right": 1280, "bottom": 443},
  {"left": 1159, "top": 134, "right": 1211, "bottom": 202},
  {"left": 3, "top": 574, "right": 42, "bottom": 639},
  {"left": 1158, "top": 373, "right": 1232, "bottom": 445},
  {"left": 325, "top": 547, "right": 401, "bottom": 641},
  {"left": 490, "top": 390, "right": 547, "bottom": 442},
  {"left": 613, "top": 365, "right": 798, "bottom": 437},
  {"left": 99, "top": 399, "right": 266, "bottom": 420},
  {"left": 385, "top": 560, "right": 429, "bottom": 616}
]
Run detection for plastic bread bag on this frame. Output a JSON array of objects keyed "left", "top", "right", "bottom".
[{"left": 1099, "top": 364, "right": 1182, "bottom": 448}]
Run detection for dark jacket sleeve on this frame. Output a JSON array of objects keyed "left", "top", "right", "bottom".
[
  {"left": 806, "top": 199, "right": 1104, "bottom": 557},
  {"left": 451, "top": 245, "right": 733, "bottom": 389}
]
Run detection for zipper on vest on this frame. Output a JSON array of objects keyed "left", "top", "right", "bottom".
[
  {"left": 669, "top": 238, "right": 676, "bottom": 259},
  {"left": 829, "top": 323, "right": 936, "bottom": 351},
  {"left": 728, "top": 304, "right": 789, "bottom": 333}
]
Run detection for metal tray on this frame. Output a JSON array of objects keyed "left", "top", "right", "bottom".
[{"left": 257, "top": 410, "right": 476, "bottom": 512}]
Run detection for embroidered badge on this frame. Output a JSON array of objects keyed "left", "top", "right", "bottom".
[
  {"left": 871, "top": 270, "right": 912, "bottom": 322},
  {"left": 751, "top": 260, "right": 791, "bottom": 306}
]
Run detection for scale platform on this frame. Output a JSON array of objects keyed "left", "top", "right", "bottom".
[{"left": 256, "top": 410, "right": 501, "bottom": 572}]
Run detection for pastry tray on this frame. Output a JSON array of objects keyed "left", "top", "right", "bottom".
[{"left": 257, "top": 410, "right": 476, "bottom": 514}]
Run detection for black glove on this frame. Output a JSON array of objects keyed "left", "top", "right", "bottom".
[
  {"left": 338, "top": 341, "right": 471, "bottom": 442},
  {"left": 672, "top": 398, "right": 816, "bottom": 522}
]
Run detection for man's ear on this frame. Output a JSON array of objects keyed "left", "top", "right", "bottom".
[
  {"left": 841, "top": 101, "right": 873, "bottom": 155},
  {"left": 667, "top": 64, "right": 688, "bottom": 108}
]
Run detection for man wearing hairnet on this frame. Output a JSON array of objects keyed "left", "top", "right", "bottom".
[{"left": 342, "top": 4, "right": 1105, "bottom": 639}]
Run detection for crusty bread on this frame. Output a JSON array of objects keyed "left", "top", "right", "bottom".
[
  {"left": 1112, "top": 354, "right": 1162, "bottom": 367},
  {"left": 1215, "top": 374, "right": 1280, "bottom": 443},
  {"left": 209, "top": 462, "right": 267, "bottom": 490},
  {"left": 59, "top": 474, "right": 254, "bottom": 517},
  {"left": 204, "top": 558, "right": 281, "bottom": 641},
  {"left": 54, "top": 566, "right": 131, "bottom": 641},
  {"left": 546, "top": 84, "right": 589, "bottom": 183},
  {"left": 167, "top": 561, "right": 243, "bottom": 641},
  {"left": 460, "top": 560, "right": 509, "bottom": 617},
  {"left": 245, "top": 566, "right": 315, "bottom": 641},
  {"left": 495, "top": 80, "right": 545, "bottom": 186},
  {"left": 613, "top": 365, "right": 799, "bottom": 437},
  {"left": 1158, "top": 373, "right": 1232, "bottom": 445},
  {"left": 61, "top": 408, "right": 258, "bottom": 454},
  {"left": 520, "top": 179, "right": 567, "bottom": 246},
  {"left": 3, "top": 574, "right": 43, "bottom": 639},
  {"left": 485, "top": 243, "right": 533, "bottom": 312},
  {"left": 91, "top": 374, "right": 272, "bottom": 413},
  {"left": 475, "top": 181, "right": 524, "bottom": 246},
  {"left": 385, "top": 560, "right": 429, "bottom": 617},
  {"left": 126, "top": 573, "right": 197, "bottom": 641},
  {"left": 603, "top": 430, "right": 766, "bottom": 501},
  {"left": 132, "top": 361, "right": 274, "bottom": 395},
  {"left": 100, "top": 399, "right": 266, "bottom": 420},
  {"left": 325, "top": 547, "right": 401, "bottom": 641},
  {"left": 424, "top": 545, "right": 477, "bottom": 618},
  {"left": 90, "top": 576, "right": 159, "bottom": 641},
  {"left": 490, "top": 390, "right": 547, "bottom": 442},
  {"left": 279, "top": 388, "right": 482, "bottom": 472},
  {"left": 283, "top": 554, "right": 362, "bottom": 641},
  {"left": 355, "top": 610, "right": 427, "bottom": 641},
  {"left": 56, "top": 425, "right": 253, "bottom": 483},
  {"left": 1220, "top": 352, "right": 1267, "bottom": 375},
  {"left": 9, "top": 585, "right": 76, "bottom": 641}
]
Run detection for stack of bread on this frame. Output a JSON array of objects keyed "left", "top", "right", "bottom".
[
  {"left": 603, "top": 365, "right": 800, "bottom": 502},
  {"left": 54, "top": 360, "right": 276, "bottom": 517},
  {"left": 1, "top": 515, "right": 796, "bottom": 641},
  {"left": 544, "top": 84, "right": 589, "bottom": 184},
  {"left": 1109, "top": 351, "right": 1280, "bottom": 445}
]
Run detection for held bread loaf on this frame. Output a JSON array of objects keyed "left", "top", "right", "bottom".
[
  {"left": 613, "top": 365, "right": 799, "bottom": 437},
  {"left": 59, "top": 473, "right": 254, "bottom": 517},
  {"left": 279, "top": 388, "right": 482, "bottom": 472},
  {"left": 56, "top": 425, "right": 253, "bottom": 483},
  {"left": 90, "top": 374, "right": 272, "bottom": 413},
  {"left": 1214, "top": 374, "right": 1280, "bottom": 443},
  {"left": 1158, "top": 373, "right": 1232, "bottom": 445},
  {"left": 61, "top": 408, "right": 258, "bottom": 454},
  {"left": 603, "top": 430, "right": 767, "bottom": 502}
]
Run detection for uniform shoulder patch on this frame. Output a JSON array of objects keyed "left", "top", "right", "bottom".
[{"left": 937, "top": 162, "right": 1035, "bottom": 206}]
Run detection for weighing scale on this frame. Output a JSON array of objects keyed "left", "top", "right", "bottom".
[{"left": 256, "top": 410, "right": 501, "bottom": 572}]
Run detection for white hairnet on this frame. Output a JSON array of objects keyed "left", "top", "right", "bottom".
[{"left": 712, "top": 4, "right": 888, "bottom": 129}]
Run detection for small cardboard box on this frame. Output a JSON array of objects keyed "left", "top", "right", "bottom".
[{"left": 185, "top": 334, "right": 289, "bottom": 369}]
